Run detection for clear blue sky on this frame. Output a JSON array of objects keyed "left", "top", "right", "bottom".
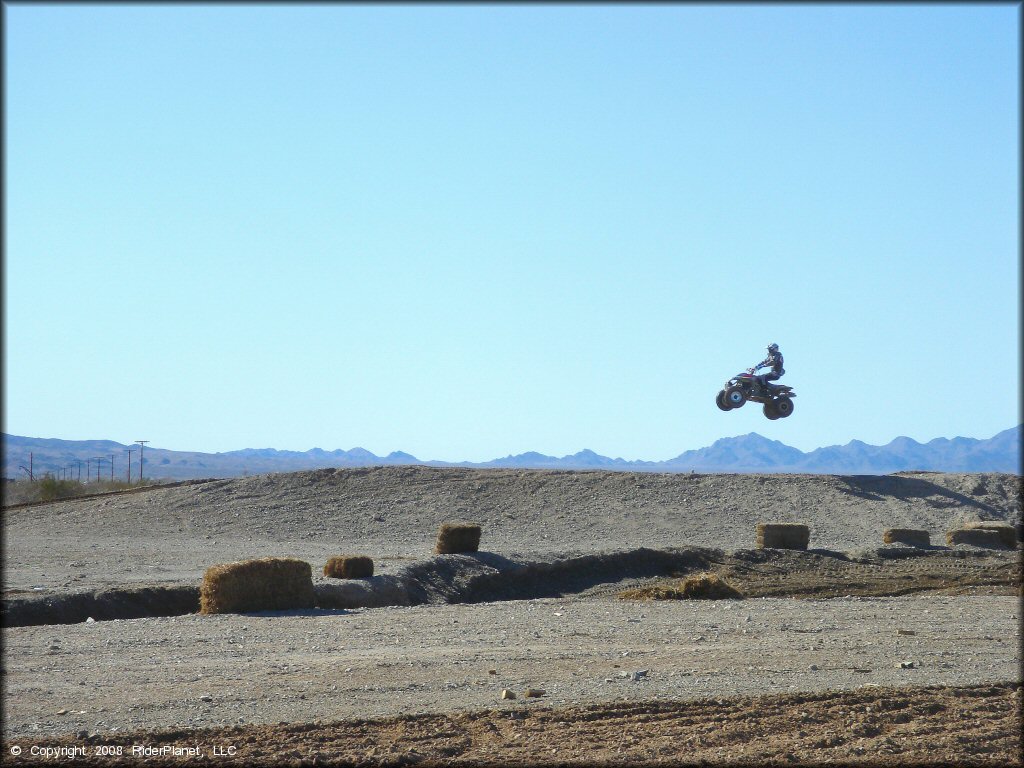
[{"left": 4, "top": 4, "right": 1019, "bottom": 461}]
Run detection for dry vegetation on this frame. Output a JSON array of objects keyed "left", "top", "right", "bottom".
[{"left": 618, "top": 571, "right": 744, "bottom": 601}]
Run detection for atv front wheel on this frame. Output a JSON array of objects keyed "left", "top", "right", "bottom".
[
  {"left": 725, "top": 386, "right": 746, "bottom": 408},
  {"left": 716, "top": 391, "right": 731, "bottom": 411},
  {"left": 774, "top": 397, "right": 794, "bottom": 418}
]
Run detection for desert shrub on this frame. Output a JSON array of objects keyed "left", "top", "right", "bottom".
[
  {"left": 38, "top": 477, "right": 83, "bottom": 502},
  {"left": 324, "top": 555, "right": 374, "bottom": 579},
  {"left": 3, "top": 477, "right": 157, "bottom": 505},
  {"left": 435, "top": 522, "right": 482, "bottom": 554},
  {"left": 200, "top": 557, "right": 314, "bottom": 615}
]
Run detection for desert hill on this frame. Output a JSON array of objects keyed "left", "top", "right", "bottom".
[{"left": 3, "top": 466, "right": 1020, "bottom": 593}]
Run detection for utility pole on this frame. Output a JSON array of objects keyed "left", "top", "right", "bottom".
[
  {"left": 30, "top": 453, "right": 33, "bottom": 481},
  {"left": 125, "top": 448, "right": 135, "bottom": 483},
  {"left": 86, "top": 458, "right": 91, "bottom": 483},
  {"left": 110, "top": 454, "right": 115, "bottom": 482},
  {"left": 93, "top": 457, "right": 104, "bottom": 483},
  {"left": 76, "top": 460, "right": 82, "bottom": 481},
  {"left": 136, "top": 441, "right": 149, "bottom": 483}
]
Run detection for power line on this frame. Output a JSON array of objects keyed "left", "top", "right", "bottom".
[{"left": 136, "top": 441, "right": 149, "bottom": 483}]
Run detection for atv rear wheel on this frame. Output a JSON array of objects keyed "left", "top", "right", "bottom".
[
  {"left": 725, "top": 386, "right": 746, "bottom": 408},
  {"left": 716, "top": 391, "right": 731, "bottom": 411},
  {"left": 774, "top": 396, "right": 794, "bottom": 418},
  {"left": 763, "top": 402, "right": 780, "bottom": 420}
]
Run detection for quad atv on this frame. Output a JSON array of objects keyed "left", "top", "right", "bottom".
[{"left": 716, "top": 369, "right": 796, "bottom": 419}]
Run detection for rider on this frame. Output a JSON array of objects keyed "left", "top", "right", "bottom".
[{"left": 751, "top": 343, "right": 784, "bottom": 394}]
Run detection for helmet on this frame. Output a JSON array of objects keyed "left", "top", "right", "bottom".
[{"left": 767, "top": 343, "right": 779, "bottom": 353}]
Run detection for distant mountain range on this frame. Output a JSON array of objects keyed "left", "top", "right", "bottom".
[{"left": 2, "top": 426, "right": 1020, "bottom": 481}]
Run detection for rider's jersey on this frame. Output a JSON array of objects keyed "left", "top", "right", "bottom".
[{"left": 755, "top": 351, "right": 784, "bottom": 376}]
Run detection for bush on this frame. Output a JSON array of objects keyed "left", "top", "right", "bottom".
[
  {"left": 3, "top": 477, "right": 156, "bottom": 505},
  {"left": 38, "top": 477, "right": 84, "bottom": 502}
]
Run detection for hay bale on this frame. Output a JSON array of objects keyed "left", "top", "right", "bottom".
[
  {"left": 961, "top": 522, "right": 1018, "bottom": 549},
  {"left": 946, "top": 528, "right": 1011, "bottom": 549},
  {"left": 883, "top": 528, "right": 931, "bottom": 547},
  {"left": 323, "top": 556, "right": 374, "bottom": 579},
  {"left": 434, "top": 522, "right": 482, "bottom": 554},
  {"left": 756, "top": 523, "right": 810, "bottom": 550},
  {"left": 200, "top": 557, "right": 314, "bottom": 615}
]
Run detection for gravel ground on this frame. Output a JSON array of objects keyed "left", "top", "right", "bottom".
[{"left": 3, "top": 593, "right": 1018, "bottom": 742}]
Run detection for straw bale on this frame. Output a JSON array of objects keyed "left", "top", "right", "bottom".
[
  {"left": 883, "top": 528, "right": 930, "bottom": 547},
  {"left": 200, "top": 557, "right": 314, "bottom": 615},
  {"left": 756, "top": 523, "right": 810, "bottom": 550},
  {"left": 946, "top": 528, "right": 1010, "bottom": 549},
  {"left": 961, "top": 522, "right": 1018, "bottom": 549},
  {"left": 435, "top": 522, "right": 482, "bottom": 554},
  {"left": 323, "top": 556, "right": 374, "bottom": 579}
]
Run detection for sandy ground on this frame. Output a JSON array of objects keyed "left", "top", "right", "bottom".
[{"left": 2, "top": 467, "right": 1021, "bottom": 765}]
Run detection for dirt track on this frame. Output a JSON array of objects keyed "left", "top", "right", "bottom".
[
  {"left": 2, "top": 468, "right": 1021, "bottom": 765},
  {"left": 2, "top": 468, "right": 1020, "bottom": 594},
  {"left": 5, "top": 683, "right": 1019, "bottom": 766}
]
